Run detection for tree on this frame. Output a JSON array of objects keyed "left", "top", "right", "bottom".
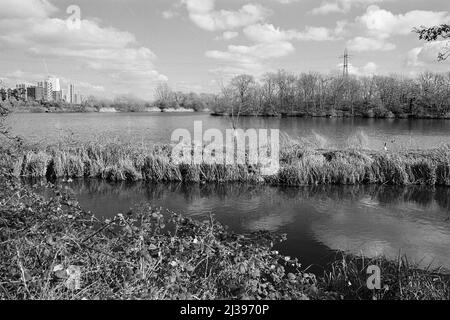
[
  {"left": 154, "top": 83, "right": 176, "bottom": 110},
  {"left": 0, "top": 79, "right": 9, "bottom": 137},
  {"left": 226, "top": 75, "right": 255, "bottom": 130},
  {"left": 415, "top": 24, "right": 450, "bottom": 61}
]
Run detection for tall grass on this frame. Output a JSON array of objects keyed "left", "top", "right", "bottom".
[
  {"left": 4, "top": 142, "right": 450, "bottom": 186},
  {"left": 321, "top": 252, "right": 450, "bottom": 300}
]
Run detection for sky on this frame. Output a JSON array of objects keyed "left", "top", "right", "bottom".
[{"left": 0, "top": 0, "right": 449, "bottom": 100}]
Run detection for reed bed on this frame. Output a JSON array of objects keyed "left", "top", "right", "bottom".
[
  {"left": 3, "top": 142, "right": 450, "bottom": 186},
  {"left": 321, "top": 252, "right": 450, "bottom": 300}
]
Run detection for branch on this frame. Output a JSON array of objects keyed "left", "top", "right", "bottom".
[{"left": 414, "top": 24, "right": 450, "bottom": 41}]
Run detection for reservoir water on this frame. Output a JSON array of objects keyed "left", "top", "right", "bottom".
[{"left": 11, "top": 112, "right": 450, "bottom": 272}]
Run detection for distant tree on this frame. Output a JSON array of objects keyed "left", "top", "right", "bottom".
[
  {"left": 220, "top": 75, "right": 256, "bottom": 131},
  {"left": 415, "top": 24, "right": 450, "bottom": 61},
  {"left": 154, "top": 83, "right": 176, "bottom": 110},
  {"left": 0, "top": 79, "right": 9, "bottom": 137}
]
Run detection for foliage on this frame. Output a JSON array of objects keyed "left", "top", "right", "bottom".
[
  {"left": 212, "top": 71, "right": 450, "bottom": 119},
  {"left": 0, "top": 176, "right": 322, "bottom": 300},
  {"left": 321, "top": 253, "right": 450, "bottom": 300},
  {"left": 154, "top": 83, "right": 214, "bottom": 112},
  {"left": 0, "top": 171, "right": 448, "bottom": 300},
  {"left": 415, "top": 24, "right": 450, "bottom": 61},
  {"left": 3, "top": 141, "right": 450, "bottom": 186}
]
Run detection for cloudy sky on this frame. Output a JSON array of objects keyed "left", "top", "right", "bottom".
[{"left": 0, "top": 0, "right": 449, "bottom": 100}]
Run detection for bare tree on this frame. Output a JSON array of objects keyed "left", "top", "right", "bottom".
[
  {"left": 154, "top": 83, "right": 175, "bottom": 109},
  {"left": 0, "top": 79, "right": 9, "bottom": 137},
  {"left": 227, "top": 74, "right": 255, "bottom": 131}
]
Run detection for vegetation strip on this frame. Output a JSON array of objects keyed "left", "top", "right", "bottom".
[{"left": 2, "top": 142, "right": 449, "bottom": 186}]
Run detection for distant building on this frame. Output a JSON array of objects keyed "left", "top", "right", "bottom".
[
  {"left": 44, "top": 80, "right": 53, "bottom": 102},
  {"left": 61, "top": 89, "right": 67, "bottom": 102},
  {"left": 48, "top": 77, "right": 61, "bottom": 92},
  {"left": 52, "top": 91, "right": 62, "bottom": 102},
  {"left": 68, "top": 84, "right": 75, "bottom": 104},
  {"left": 16, "top": 84, "right": 27, "bottom": 101},
  {"left": 27, "top": 86, "right": 45, "bottom": 102}
]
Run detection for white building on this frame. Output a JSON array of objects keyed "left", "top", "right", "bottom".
[
  {"left": 44, "top": 80, "right": 53, "bottom": 102},
  {"left": 48, "top": 77, "right": 61, "bottom": 92}
]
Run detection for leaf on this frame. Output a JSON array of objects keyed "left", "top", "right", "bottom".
[
  {"left": 53, "top": 264, "right": 64, "bottom": 272},
  {"left": 55, "top": 270, "right": 68, "bottom": 280},
  {"left": 65, "top": 265, "right": 82, "bottom": 291}
]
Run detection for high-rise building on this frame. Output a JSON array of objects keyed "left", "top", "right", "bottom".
[
  {"left": 61, "top": 89, "right": 67, "bottom": 102},
  {"left": 27, "top": 86, "right": 45, "bottom": 102},
  {"left": 48, "top": 77, "right": 61, "bottom": 92},
  {"left": 44, "top": 80, "right": 53, "bottom": 102},
  {"left": 16, "top": 84, "right": 27, "bottom": 101},
  {"left": 68, "top": 83, "right": 75, "bottom": 104},
  {"left": 52, "top": 91, "right": 62, "bottom": 102},
  {"left": 39, "top": 77, "right": 61, "bottom": 102}
]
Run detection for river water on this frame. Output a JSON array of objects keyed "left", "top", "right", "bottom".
[
  {"left": 44, "top": 179, "right": 450, "bottom": 273},
  {"left": 7, "top": 112, "right": 450, "bottom": 150},
  {"left": 9, "top": 112, "right": 450, "bottom": 272}
]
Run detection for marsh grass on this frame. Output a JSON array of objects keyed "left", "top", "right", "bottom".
[
  {"left": 321, "top": 252, "right": 450, "bottom": 300},
  {"left": 4, "top": 141, "right": 450, "bottom": 186}
]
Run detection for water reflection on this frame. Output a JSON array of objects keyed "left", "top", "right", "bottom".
[{"left": 36, "top": 179, "right": 450, "bottom": 272}]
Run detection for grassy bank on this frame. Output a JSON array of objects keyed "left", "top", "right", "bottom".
[
  {"left": 3, "top": 142, "right": 450, "bottom": 186},
  {"left": 322, "top": 253, "right": 449, "bottom": 300},
  {"left": 211, "top": 111, "right": 450, "bottom": 120},
  {"left": 1, "top": 175, "right": 449, "bottom": 300}
]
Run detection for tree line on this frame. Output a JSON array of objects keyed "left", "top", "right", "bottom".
[{"left": 211, "top": 71, "right": 450, "bottom": 119}]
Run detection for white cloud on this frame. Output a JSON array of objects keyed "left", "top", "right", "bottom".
[
  {"left": 311, "top": 0, "right": 385, "bottom": 15},
  {"left": 182, "top": 0, "right": 271, "bottom": 31},
  {"left": 338, "top": 62, "right": 379, "bottom": 76},
  {"left": 270, "top": 0, "right": 300, "bottom": 3},
  {"left": 206, "top": 41, "right": 295, "bottom": 76},
  {"left": 162, "top": 10, "right": 179, "bottom": 19},
  {"left": 244, "top": 23, "right": 342, "bottom": 43},
  {"left": 0, "top": 0, "right": 57, "bottom": 19},
  {"left": 206, "top": 18, "right": 345, "bottom": 76},
  {"left": 347, "top": 36, "right": 396, "bottom": 52},
  {"left": 406, "top": 42, "right": 450, "bottom": 69},
  {"left": 357, "top": 5, "right": 450, "bottom": 39},
  {"left": 216, "top": 31, "right": 239, "bottom": 41},
  {"left": 0, "top": 1, "right": 167, "bottom": 99}
]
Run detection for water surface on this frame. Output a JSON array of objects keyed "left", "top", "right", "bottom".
[
  {"left": 45, "top": 180, "right": 450, "bottom": 273},
  {"left": 12, "top": 112, "right": 450, "bottom": 273},
  {"left": 8, "top": 112, "right": 450, "bottom": 150}
]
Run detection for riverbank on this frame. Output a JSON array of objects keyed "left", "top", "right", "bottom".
[
  {"left": 211, "top": 111, "right": 450, "bottom": 120},
  {"left": 3, "top": 142, "right": 449, "bottom": 186},
  {"left": 0, "top": 175, "right": 448, "bottom": 300},
  {"left": 12, "top": 107, "right": 450, "bottom": 119},
  {"left": 12, "top": 106, "right": 198, "bottom": 114}
]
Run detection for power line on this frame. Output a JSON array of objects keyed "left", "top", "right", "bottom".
[{"left": 339, "top": 48, "right": 351, "bottom": 78}]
